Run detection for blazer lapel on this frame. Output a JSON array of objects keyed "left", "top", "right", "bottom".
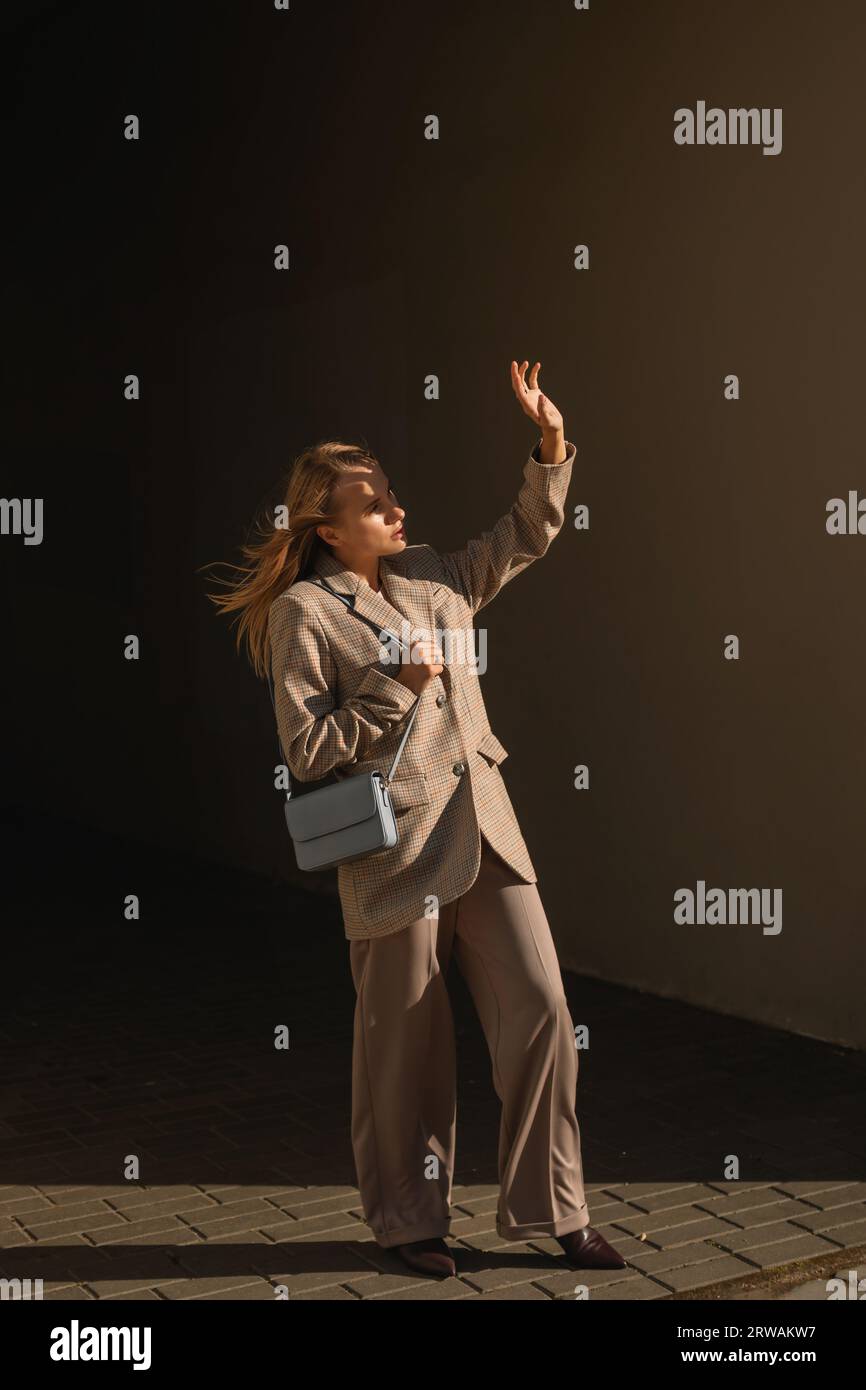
[{"left": 310, "top": 545, "right": 437, "bottom": 661}]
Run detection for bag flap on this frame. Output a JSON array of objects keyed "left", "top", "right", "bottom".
[{"left": 285, "top": 773, "right": 380, "bottom": 843}]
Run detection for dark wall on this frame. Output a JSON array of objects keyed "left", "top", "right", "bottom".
[{"left": 5, "top": 0, "right": 864, "bottom": 1044}]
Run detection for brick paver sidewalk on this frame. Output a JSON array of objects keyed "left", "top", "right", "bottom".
[{"left": 2, "top": 811, "right": 864, "bottom": 1300}]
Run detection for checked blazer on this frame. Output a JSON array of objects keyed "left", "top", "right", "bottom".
[{"left": 267, "top": 437, "right": 576, "bottom": 939}]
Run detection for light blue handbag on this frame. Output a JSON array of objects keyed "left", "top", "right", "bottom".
[{"left": 267, "top": 577, "right": 422, "bottom": 871}]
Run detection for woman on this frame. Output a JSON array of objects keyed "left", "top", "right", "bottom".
[{"left": 209, "top": 360, "right": 626, "bottom": 1279}]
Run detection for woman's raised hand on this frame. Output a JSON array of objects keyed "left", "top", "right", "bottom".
[{"left": 510, "top": 359, "right": 564, "bottom": 432}]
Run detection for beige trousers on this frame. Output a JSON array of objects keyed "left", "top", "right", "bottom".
[{"left": 348, "top": 834, "right": 591, "bottom": 1249}]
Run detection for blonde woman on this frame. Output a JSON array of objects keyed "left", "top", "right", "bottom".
[{"left": 208, "top": 361, "right": 625, "bottom": 1279}]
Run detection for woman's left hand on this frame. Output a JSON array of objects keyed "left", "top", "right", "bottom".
[{"left": 510, "top": 360, "right": 564, "bottom": 432}]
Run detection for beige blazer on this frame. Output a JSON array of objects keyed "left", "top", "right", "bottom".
[{"left": 268, "top": 437, "right": 576, "bottom": 939}]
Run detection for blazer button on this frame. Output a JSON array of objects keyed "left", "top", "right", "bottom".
[
  {"left": 452, "top": 761, "right": 466, "bottom": 776},
  {"left": 436, "top": 693, "right": 446, "bottom": 707}
]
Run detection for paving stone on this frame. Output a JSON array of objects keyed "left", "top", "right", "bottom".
[
  {"left": 457, "top": 1239, "right": 540, "bottom": 1262},
  {"left": 197, "top": 1281, "right": 278, "bottom": 1300},
  {"left": 0, "top": 1237, "right": 94, "bottom": 1272},
  {"left": 85, "top": 1271, "right": 188, "bottom": 1298},
  {"left": 100, "top": 1288, "right": 164, "bottom": 1300},
  {"left": 703, "top": 1198, "right": 819, "bottom": 1229},
  {"left": 773, "top": 1180, "right": 863, "bottom": 1200},
  {"left": 737, "top": 1232, "right": 838, "bottom": 1269},
  {"left": 451, "top": 1183, "right": 499, "bottom": 1201},
  {"left": 186, "top": 1210, "right": 295, "bottom": 1238},
  {"left": 291, "top": 1284, "right": 359, "bottom": 1300},
  {"left": 696, "top": 1189, "right": 816, "bottom": 1218},
  {"left": 107, "top": 1194, "right": 218, "bottom": 1220},
  {"left": 0, "top": 1196, "right": 54, "bottom": 1218},
  {"left": 18, "top": 1199, "right": 119, "bottom": 1229},
  {"left": 655, "top": 1254, "right": 754, "bottom": 1292},
  {"left": 823, "top": 1219, "right": 866, "bottom": 1246},
  {"left": 474, "top": 1283, "right": 551, "bottom": 1300},
  {"left": 87, "top": 1216, "right": 198, "bottom": 1245},
  {"left": 714, "top": 1219, "right": 826, "bottom": 1252},
  {"left": 791, "top": 1204, "right": 866, "bottom": 1234},
  {"left": 380, "top": 1276, "right": 480, "bottom": 1300},
  {"left": 797, "top": 1183, "right": 866, "bottom": 1207},
  {"left": 195, "top": 1184, "right": 307, "bottom": 1204},
  {"left": 603, "top": 1182, "right": 709, "bottom": 1202},
  {"left": 630, "top": 1184, "right": 727, "bottom": 1213},
  {"left": 534, "top": 1266, "right": 650, "bottom": 1296},
  {"left": 248, "top": 1256, "right": 373, "bottom": 1294},
  {"left": 452, "top": 1231, "right": 524, "bottom": 1253},
  {"left": 557, "top": 1275, "right": 669, "bottom": 1301},
  {"left": 343, "top": 1271, "right": 431, "bottom": 1297},
  {"left": 259, "top": 1212, "right": 365, "bottom": 1241},
  {"left": 436, "top": 1262, "right": 556, "bottom": 1294},
  {"left": 200, "top": 1229, "right": 273, "bottom": 1247},
  {"left": 578, "top": 1197, "right": 648, "bottom": 1223},
  {"left": 627, "top": 1242, "right": 733, "bottom": 1274},
  {"left": 157, "top": 1276, "right": 272, "bottom": 1300},
  {"left": 0, "top": 1232, "right": 39, "bottom": 1252},
  {"left": 614, "top": 1212, "right": 739, "bottom": 1245},
  {"left": 447, "top": 1213, "right": 499, "bottom": 1239},
  {"left": 450, "top": 1194, "right": 499, "bottom": 1217},
  {"left": 266, "top": 1222, "right": 363, "bottom": 1245},
  {"left": 681, "top": 1180, "right": 776, "bottom": 1197},
  {"left": 269, "top": 1193, "right": 365, "bottom": 1221},
  {"left": 96, "top": 1228, "right": 203, "bottom": 1248},
  {"left": 23, "top": 1212, "right": 126, "bottom": 1241}
]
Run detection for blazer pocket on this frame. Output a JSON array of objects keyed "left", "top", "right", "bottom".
[
  {"left": 477, "top": 731, "right": 509, "bottom": 766},
  {"left": 385, "top": 773, "right": 432, "bottom": 813}
]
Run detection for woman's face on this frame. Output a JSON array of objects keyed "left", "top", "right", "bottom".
[{"left": 318, "top": 462, "right": 407, "bottom": 560}]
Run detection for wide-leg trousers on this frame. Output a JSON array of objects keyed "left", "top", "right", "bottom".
[{"left": 348, "top": 834, "right": 591, "bottom": 1249}]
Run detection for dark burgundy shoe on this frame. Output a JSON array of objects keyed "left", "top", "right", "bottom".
[
  {"left": 556, "top": 1226, "right": 627, "bottom": 1269},
  {"left": 393, "top": 1236, "right": 456, "bottom": 1278}
]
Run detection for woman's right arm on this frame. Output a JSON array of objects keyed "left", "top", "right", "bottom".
[{"left": 268, "top": 593, "right": 419, "bottom": 781}]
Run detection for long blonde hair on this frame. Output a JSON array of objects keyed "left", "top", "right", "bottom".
[{"left": 201, "top": 439, "right": 379, "bottom": 680}]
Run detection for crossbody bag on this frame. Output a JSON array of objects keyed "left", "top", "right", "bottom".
[{"left": 266, "top": 575, "right": 423, "bottom": 872}]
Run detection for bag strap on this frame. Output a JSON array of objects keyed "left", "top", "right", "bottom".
[{"left": 267, "top": 575, "right": 423, "bottom": 802}]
